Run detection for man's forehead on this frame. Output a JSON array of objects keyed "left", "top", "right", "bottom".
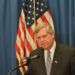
[{"left": 37, "top": 27, "right": 48, "bottom": 36}]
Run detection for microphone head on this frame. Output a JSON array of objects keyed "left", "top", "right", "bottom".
[{"left": 27, "top": 54, "right": 39, "bottom": 60}]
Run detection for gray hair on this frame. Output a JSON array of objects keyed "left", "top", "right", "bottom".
[{"left": 35, "top": 23, "right": 55, "bottom": 34}]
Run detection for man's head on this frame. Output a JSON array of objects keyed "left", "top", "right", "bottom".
[{"left": 35, "top": 23, "right": 55, "bottom": 50}]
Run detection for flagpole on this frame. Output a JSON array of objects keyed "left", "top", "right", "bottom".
[{"left": 33, "top": 0, "right": 36, "bottom": 26}]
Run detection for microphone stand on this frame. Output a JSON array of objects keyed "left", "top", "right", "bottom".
[{"left": 8, "top": 62, "right": 28, "bottom": 75}]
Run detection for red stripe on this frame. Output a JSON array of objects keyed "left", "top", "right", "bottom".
[
  {"left": 27, "top": 40, "right": 32, "bottom": 52},
  {"left": 17, "top": 27, "right": 21, "bottom": 37},
  {"left": 28, "top": 27, "right": 35, "bottom": 39},
  {"left": 41, "top": 14, "right": 49, "bottom": 26},
  {"left": 17, "top": 34, "right": 25, "bottom": 51},
  {"left": 20, "top": 16, "right": 26, "bottom": 33},
  {"left": 25, "top": 38, "right": 32, "bottom": 53},
  {"left": 20, "top": 16, "right": 26, "bottom": 30},
  {"left": 16, "top": 43, "right": 21, "bottom": 56},
  {"left": 16, "top": 42, "right": 24, "bottom": 57},
  {"left": 17, "top": 28, "right": 25, "bottom": 51}
]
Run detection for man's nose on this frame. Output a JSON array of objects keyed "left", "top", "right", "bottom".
[{"left": 40, "top": 37, "right": 44, "bottom": 41}]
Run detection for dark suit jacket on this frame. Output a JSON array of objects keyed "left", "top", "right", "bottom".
[{"left": 27, "top": 44, "right": 75, "bottom": 75}]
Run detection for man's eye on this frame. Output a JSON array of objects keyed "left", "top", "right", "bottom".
[
  {"left": 37, "top": 37, "right": 41, "bottom": 39},
  {"left": 43, "top": 35, "right": 47, "bottom": 38}
]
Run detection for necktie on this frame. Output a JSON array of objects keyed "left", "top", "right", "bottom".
[{"left": 46, "top": 51, "right": 51, "bottom": 75}]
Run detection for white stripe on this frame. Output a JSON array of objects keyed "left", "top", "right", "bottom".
[
  {"left": 16, "top": 35, "right": 24, "bottom": 58},
  {"left": 19, "top": 19, "right": 25, "bottom": 42},
  {"left": 44, "top": 11, "right": 55, "bottom": 32}
]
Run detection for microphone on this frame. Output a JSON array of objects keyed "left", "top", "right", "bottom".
[
  {"left": 9, "top": 54, "right": 39, "bottom": 72},
  {"left": 27, "top": 54, "right": 39, "bottom": 61}
]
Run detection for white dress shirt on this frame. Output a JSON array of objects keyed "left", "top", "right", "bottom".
[{"left": 44, "top": 40, "right": 56, "bottom": 64}]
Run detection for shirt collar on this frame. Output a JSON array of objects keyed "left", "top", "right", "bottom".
[
  {"left": 44, "top": 40, "right": 56, "bottom": 62},
  {"left": 49, "top": 40, "right": 56, "bottom": 60}
]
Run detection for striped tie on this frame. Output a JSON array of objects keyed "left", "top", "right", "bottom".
[{"left": 46, "top": 51, "right": 51, "bottom": 75}]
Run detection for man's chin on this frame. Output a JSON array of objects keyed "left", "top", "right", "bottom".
[{"left": 41, "top": 47, "right": 48, "bottom": 50}]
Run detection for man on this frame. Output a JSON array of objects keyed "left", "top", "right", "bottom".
[{"left": 27, "top": 23, "right": 75, "bottom": 75}]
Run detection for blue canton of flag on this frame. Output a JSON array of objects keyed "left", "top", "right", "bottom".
[{"left": 23, "top": 0, "right": 48, "bottom": 27}]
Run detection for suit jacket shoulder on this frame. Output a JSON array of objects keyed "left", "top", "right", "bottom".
[
  {"left": 51, "top": 44, "right": 75, "bottom": 75},
  {"left": 56, "top": 44, "right": 75, "bottom": 58}
]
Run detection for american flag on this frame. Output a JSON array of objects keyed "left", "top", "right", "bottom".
[{"left": 16, "top": 0, "right": 55, "bottom": 75}]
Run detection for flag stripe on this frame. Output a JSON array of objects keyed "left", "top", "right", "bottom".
[
  {"left": 16, "top": 52, "right": 25, "bottom": 75},
  {"left": 44, "top": 11, "right": 55, "bottom": 31},
  {"left": 41, "top": 14, "right": 49, "bottom": 26},
  {"left": 16, "top": 43, "right": 21, "bottom": 55},
  {"left": 17, "top": 34, "right": 25, "bottom": 53},
  {"left": 19, "top": 17, "right": 25, "bottom": 42},
  {"left": 28, "top": 27, "right": 35, "bottom": 39},
  {"left": 25, "top": 38, "right": 32, "bottom": 52}
]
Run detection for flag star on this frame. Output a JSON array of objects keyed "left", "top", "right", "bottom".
[
  {"left": 28, "top": 17, "right": 30, "bottom": 19},
  {"left": 30, "top": 0, "right": 32, "bottom": 1},
  {"left": 29, "top": 5, "right": 32, "bottom": 8},
  {"left": 24, "top": 0, "right": 48, "bottom": 26},
  {"left": 28, "top": 11, "right": 31, "bottom": 14},
  {"left": 22, "top": 2, "right": 25, "bottom": 6},
  {"left": 41, "top": 3, "right": 44, "bottom": 6},
  {"left": 40, "top": 9, "right": 43, "bottom": 12},
  {"left": 37, "top": 2, "right": 39, "bottom": 5},
  {"left": 36, "top": 8, "right": 39, "bottom": 10},
  {"left": 32, "top": 17, "right": 34, "bottom": 20},
  {"left": 27, "top": 22, "right": 29, "bottom": 25},
  {"left": 45, "top": 5, "right": 47, "bottom": 8},
  {"left": 36, "top": 13, "right": 38, "bottom": 15}
]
